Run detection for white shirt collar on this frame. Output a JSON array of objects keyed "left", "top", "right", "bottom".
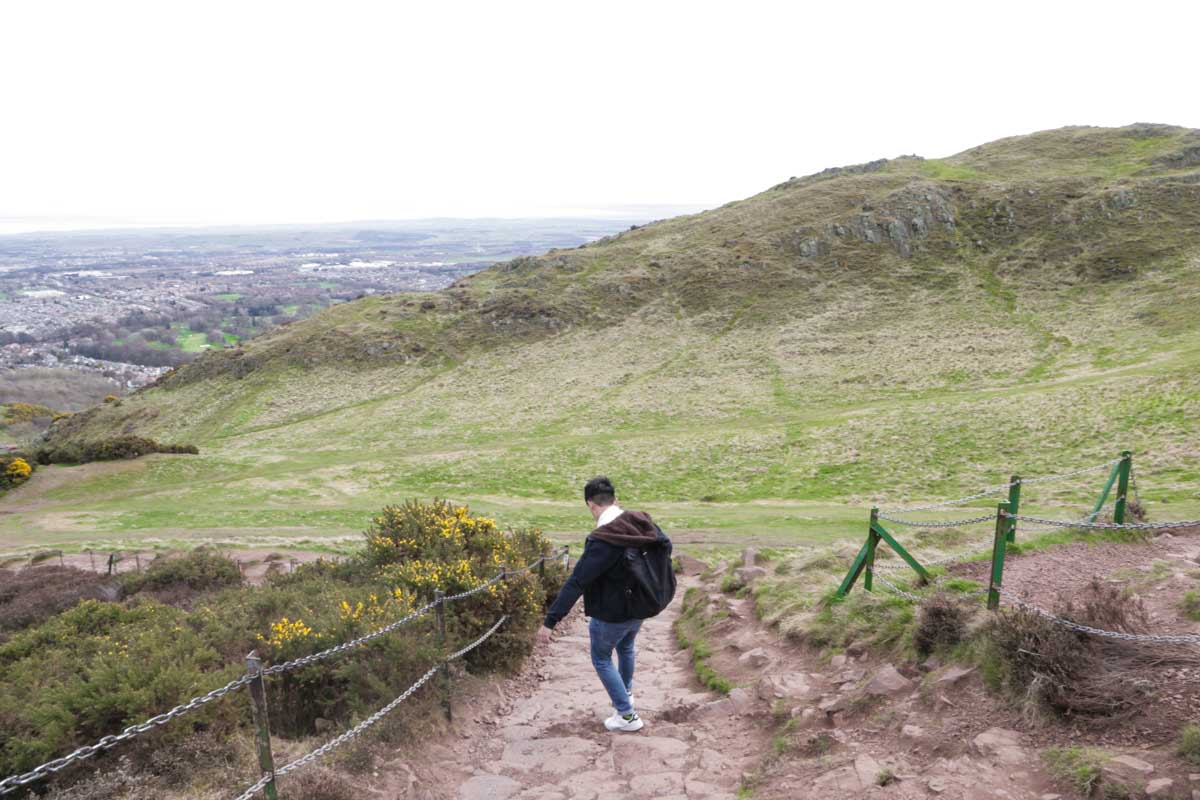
[{"left": 596, "top": 504, "right": 624, "bottom": 528}]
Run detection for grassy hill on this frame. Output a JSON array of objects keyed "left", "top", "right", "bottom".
[{"left": 6, "top": 123, "right": 1200, "bottom": 553}]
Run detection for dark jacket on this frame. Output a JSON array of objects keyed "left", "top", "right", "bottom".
[{"left": 543, "top": 509, "right": 671, "bottom": 628}]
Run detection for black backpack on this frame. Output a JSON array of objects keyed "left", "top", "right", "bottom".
[{"left": 622, "top": 526, "right": 676, "bottom": 619}]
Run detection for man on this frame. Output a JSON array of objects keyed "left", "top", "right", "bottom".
[{"left": 538, "top": 476, "right": 671, "bottom": 733}]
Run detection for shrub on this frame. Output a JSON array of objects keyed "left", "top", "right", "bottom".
[
  {"left": 122, "top": 549, "right": 243, "bottom": 596},
  {"left": 1178, "top": 723, "right": 1200, "bottom": 766},
  {"left": 913, "top": 593, "right": 969, "bottom": 657},
  {"left": 1182, "top": 591, "right": 1200, "bottom": 622},
  {"left": 1041, "top": 747, "right": 1105, "bottom": 796},
  {"left": 0, "top": 500, "right": 562, "bottom": 783},
  {"left": 36, "top": 436, "right": 200, "bottom": 465},
  {"left": 0, "top": 454, "right": 34, "bottom": 490},
  {"left": 0, "top": 566, "right": 119, "bottom": 634},
  {"left": 980, "top": 579, "right": 1149, "bottom": 718}
]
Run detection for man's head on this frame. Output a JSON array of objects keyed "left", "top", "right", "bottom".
[{"left": 584, "top": 475, "right": 616, "bottom": 520}]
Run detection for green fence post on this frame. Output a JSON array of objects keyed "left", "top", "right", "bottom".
[
  {"left": 836, "top": 509, "right": 878, "bottom": 596},
  {"left": 245, "top": 652, "right": 279, "bottom": 800},
  {"left": 870, "top": 520, "right": 930, "bottom": 583},
  {"left": 864, "top": 510, "right": 879, "bottom": 592},
  {"left": 434, "top": 590, "right": 451, "bottom": 722},
  {"left": 1006, "top": 475, "right": 1021, "bottom": 543},
  {"left": 1114, "top": 451, "right": 1132, "bottom": 524},
  {"left": 986, "top": 502, "right": 1010, "bottom": 611},
  {"left": 1087, "top": 458, "right": 1123, "bottom": 524}
]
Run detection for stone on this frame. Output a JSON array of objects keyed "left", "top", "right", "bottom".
[
  {"left": 629, "top": 772, "right": 685, "bottom": 796},
  {"left": 313, "top": 717, "right": 335, "bottom": 733},
  {"left": 971, "top": 728, "right": 1025, "bottom": 764},
  {"left": 734, "top": 566, "right": 767, "bottom": 584},
  {"left": 1146, "top": 778, "right": 1174, "bottom": 796},
  {"left": 757, "top": 673, "right": 812, "bottom": 700},
  {"left": 845, "top": 640, "right": 868, "bottom": 657},
  {"left": 900, "top": 724, "right": 929, "bottom": 747},
  {"left": 738, "top": 648, "right": 770, "bottom": 668},
  {"left": 500, "top": 737, "right": 593, "bottom": 774},
  {"left": 864, "top": 664, "right": 913, "bottom": 696},
  {"left": 935, "top": 665, "right": 976, "bottom": 686},
  {"left": 853, "top": 754, "right": 883, "bottom": 788},
  {"left": 742, "top": 547, "right": 757, "bottom": 567},
  {"left": 829, "top": 654, "right": 848, "bottom": 669},
  {"left": 612, "top": 736, "right": 689, "bottom": 774},
  {"left": 812, "top": 765, "right": 863, "bottom": 793},
  {"left": 928, "top": 776, "right": 948, "bottom": 794},
  {"left": 459, "top": 774, "right": 521, "bottom": 800},
  {"left": 1104, "top": 754, "right": 1155, "bottom": 783},
  {"left": 727, "top": 687, "right": 755, "bottom": 713}
]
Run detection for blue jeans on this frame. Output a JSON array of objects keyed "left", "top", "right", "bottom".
[{"left": 589, "top": 617, "right": 642, "bottom": 716}]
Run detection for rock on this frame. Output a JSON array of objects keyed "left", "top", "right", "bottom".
[
  {"left": 1040, "top": 795, "right": 1062, "bottom": 800},
  {"left": 927, "top": 776, "right": 948, "bottom": 794},
  {"left": 864, "top": 664, "right": 913, "bottom": 697},
  {"left": 1104, "top": 754, "right": 1155, "bottom": 784},
  {"left": 971, "top": 728, "right": 1025, "bottom": 764},
  {"left": 757, "top": 673, "right": 812, "bottom": 701},
  {"left": 1146, "top": 778, "right": 1174, "bottom": 796},
  {"left": 612, "top": 736, "right": 689, "bottom": 774},
  {"left": 734, "top": 566, "right": 767, "bottom": 584},
  {"left": 727, "top": 687, "right": 755, "bottom": 713},
  {"left": 935, "top": 665, "right": 976, "bottom": 686},
  {"left": 845, "top": 640, "right": 868, "bottom": 657},
  {"left": 629, "top": 772, "right": 685, "bottom": 795},
  {"left": 900, "top": 724, "right": 929, "bottom": 748},
  {"left": 459, "top": 774, "right": 521, "bottom": 800},
  {"left": 500, "top": 737, "right": 593, "bottom": 774},
  {"left": 830, "top": 654, "right": 848, "bottom": 669},
  {"left": 738, "top": 648, "right": 770, "bottom": 668},
  {"left": 853, "top": 754, "right": 883, "bottom": 788},
  {"left": 742, "top": 547, "right": 757, "bottom": 567},
  {"left": 812, "top": 765, "right": 862, "bottom": 793},
  {"left": 313, "top": 717, "right": 335, "bottom": 733}
]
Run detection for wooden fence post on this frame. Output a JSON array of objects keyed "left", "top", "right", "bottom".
[
  {"left": 1114, "top": 451, "right": 1132, "bottom": 524},
  {"left": 987, "top": 502, "right": 1010, "bottom": 611},
  {"left": 434, "top": 590, "right": 451, "bottom": 721},
  {"left": 245, "top": 651, "right": 279, "bottom": 800}
]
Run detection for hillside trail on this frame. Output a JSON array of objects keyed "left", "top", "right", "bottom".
[{"left": 383, "top": 577, "right": 765, "bottom": 800}]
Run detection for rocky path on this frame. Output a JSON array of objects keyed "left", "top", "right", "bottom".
[{"left": 404, "top": 586, "right": 765, "bottom": 800}]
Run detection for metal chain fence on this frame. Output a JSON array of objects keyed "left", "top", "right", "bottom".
[{"left": 1, "top": 547, "right": 569, "bottom": 798}]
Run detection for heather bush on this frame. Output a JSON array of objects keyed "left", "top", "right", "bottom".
[{"left": 36, "top": 436, "right": 199, "bottom": 465}]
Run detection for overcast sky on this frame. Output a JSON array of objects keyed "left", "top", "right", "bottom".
[{"left": 2, "top": 0, "right": 1197, "bottom": 232}]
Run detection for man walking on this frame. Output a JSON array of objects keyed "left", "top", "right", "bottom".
[{"left": 538, "top": 476, "right": 672, "bottom": 732}]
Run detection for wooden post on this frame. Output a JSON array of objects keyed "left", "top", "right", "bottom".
[
  {"left": 1114, "top": 451, "right": 1132, "bottom": 524},
  {"left": 987, "top": 502, "right": 1010, "bottom": 611},
  {"left": 434, "top": 590, "right": 451, "bottom": 721},
  {"left": 107, "top": 552, "right": 115, "bottom": 575},
  {"left": 1006, "top": 476, "right": 1021, "bottom": 543},
  {"left": 134, "top": 553, "right": 141, "bottom": 572},
  {"left": 245, "top": 652, "right": 279, "bottom": 800},
  {"left": 88, "top": 550, "right": 96, "bottom": 571}
]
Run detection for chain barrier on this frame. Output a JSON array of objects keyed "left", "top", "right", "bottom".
[
  {"left": 882, "top": 457, "right": 1124, "bottom": 514},
  {"left": 997, "top": 588, "right": 1200, "bottom": 645},
  {"left": 868, "top": 569, "right": 989, "bottom": 603},
  {"left": 0, "top": 674, "right": 252, "bottom": 796},
  {"left": 1004, "top": 512, "right": 1200, "bottom": 532},
  {"left": 231, "top": 614, "right": 510, "bottom": 800},
  {"left": 1, "top": 547, "right": 567, "bottom": 796},
  {"left": 873, "top": 533, "right": 995, "bottom": 573},
  {"left": 876, "top": 512, "right": 995, "bottom": 528}
]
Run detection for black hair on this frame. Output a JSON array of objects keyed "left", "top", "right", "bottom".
[{"left": 584, "top": 476, "right": 616, "bottom": 506}]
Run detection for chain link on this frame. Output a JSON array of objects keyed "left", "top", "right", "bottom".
[
  {"left": 997, "top": 589, "right": 1200, "bottom": 645},
  {"left": 882, "top": 458, "right": 1123, "bottom": 515},
  {"left": 876, "top": 512, "right": 996, "bottom": 528},
  {"left": 231, "top": 614, "right": 511, "bottom": 799},
  {"left": 0, "top": 674, "right": 251, "bottom": 796},
  {"left": 1004, "top": 512, "right": 1200, "bottom": 532}
]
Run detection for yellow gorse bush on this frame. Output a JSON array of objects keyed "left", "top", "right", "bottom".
[{"left": 6, "top": 458, "right": 32, "bottom": 480}]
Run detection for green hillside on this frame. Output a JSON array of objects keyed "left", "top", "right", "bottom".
[{"left": 7, "top": 123, "right": 1200, "bottom": 553}]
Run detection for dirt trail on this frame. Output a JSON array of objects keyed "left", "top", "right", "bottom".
[{"left": 396, "top": 583, "right": 765, "bottom": 800}]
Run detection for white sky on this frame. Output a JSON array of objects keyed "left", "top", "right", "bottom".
[{"left": 2, "top": 0, "right": 1197, "bottom": 231}]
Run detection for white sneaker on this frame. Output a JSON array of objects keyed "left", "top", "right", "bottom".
[{"left": 604, "top": 711, "right": 644, "bottom": 732}]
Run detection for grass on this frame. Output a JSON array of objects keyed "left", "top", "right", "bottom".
[
  {"left": 5, "top": 124, "right": 1199, "bottom": 557},
  {"left": 1182, "top": 591, "right": 1200, "bottom": 622},
  {"left": 1041, "top": 747, "right": 1108, "bottom": 797},
  {"left": 675, "top": 587, "right": 735, "bottom": 694},
  {"left": 213, "top": 293, "right": 243, "bottom": 302},
  {"left": 1178, "top": 723, "right": 1200, "bottom": 766}
]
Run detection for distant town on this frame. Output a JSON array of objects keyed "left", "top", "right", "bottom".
[{"left": 0, "top": 217, "right": 647, "bottom": 407}]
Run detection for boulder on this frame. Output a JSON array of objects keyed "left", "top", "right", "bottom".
[
  {"left": 971, "top": 728, "right": 1024, "bottom": 764},
  {"left": 864, "top": 664, "right": 913, "bottom": 697},
  {"left": 738, "top": 648, "right": 770, "bottom": 668},
  {"left": 853, "top": 754, "right": 883, "bottom": 788},
  {"left": 1146, "top": 778, "right": 1174, "bottom": 796},
  {"left": 1102, "top": 754, "right": 1154, "bottom": 785}
]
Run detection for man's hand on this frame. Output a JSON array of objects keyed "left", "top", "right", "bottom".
[{"left": 537, "top": 625, "right": 554, "bottom": 646}]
